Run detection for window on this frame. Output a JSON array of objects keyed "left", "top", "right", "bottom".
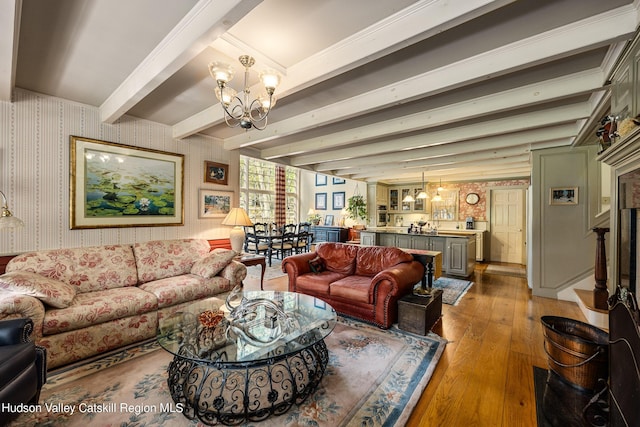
[{"left": 240, "top": 156, "right": 299, "bottom": 224}]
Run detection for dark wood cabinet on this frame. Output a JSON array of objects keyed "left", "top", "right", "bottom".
[{"left": 310, "top": 226, "right": 349, "bottom": 243}]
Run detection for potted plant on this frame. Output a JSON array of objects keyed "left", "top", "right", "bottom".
[
  {"left": 346, "top": 194, "right": 367, "bottom": 224},
  {"left": 308, "top": 212, "right": 322, "bottom": 225}
]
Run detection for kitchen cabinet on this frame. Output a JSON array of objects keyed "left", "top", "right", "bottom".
[
  {"left": 447, "top": 237, "right": 476, "bottom": 277},
  {"left": 389, "top": 186, "right": 428, "bottom": 213},
  {"left": 361, "top": 231, "right": 475, "bottom": 276},
  {"left": 360, "top": 231, "right": 377, "bottom": 246},
  {"left": 310, "top": 226, "right": 349, "bottom": 243},
  {"left": 379, "top": 233, "right": 396, "bottom": 247}
]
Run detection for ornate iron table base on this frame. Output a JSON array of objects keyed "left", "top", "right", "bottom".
[{"left": 167, "top": 339, "right": 329, "bottom": 426}]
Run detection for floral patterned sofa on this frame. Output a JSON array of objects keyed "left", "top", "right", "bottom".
[{"left": 0, "top": 239, "right": 246, "bottom": 369}]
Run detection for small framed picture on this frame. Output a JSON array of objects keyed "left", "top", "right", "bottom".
[
  {"left": 332, "top": 177, "right": 346, "bottom": 184},
  {"left": 315, "top": 193, "right": 327, "bottom": 210},
  {"left": 199, "top": 189, "right": 233, "bottom": 218},
  {"left": 550, "top": 187, "right": 578, "bottom": 205},
  {"left": 324, "top": 214, "right": 334, "bottom": 226},
  {"left": 333, "top": 191, "right": 345, "bottom": 210},
  {"left": 315, "top": 174, "right": 327, "bottom": 186},
  {"left": 204, "top": 161, "right": 228, "bottom": 185}
]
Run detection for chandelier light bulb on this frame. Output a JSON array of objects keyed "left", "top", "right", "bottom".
[
  {"left": 260, "top": 69, "right": 281, "bottom": 92},
  {"left": 208, "top": 62, "right": 234, "bottom": 84}
]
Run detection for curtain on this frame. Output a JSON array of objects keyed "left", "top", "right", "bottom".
[{"left": 275, "top": 164, "right": 286, "bottom": 227}]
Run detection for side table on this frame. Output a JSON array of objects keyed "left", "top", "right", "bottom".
[
  {"left": 398, "top": 290, "right": 443, "bottom": 335},
  {"left": 237, "top": 254, "right": 266, "bottom": 290}
]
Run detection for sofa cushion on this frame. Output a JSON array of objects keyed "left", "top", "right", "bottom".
[
  {"left": 308, "top": 256, "right": 325, "bottom": 273},
  {"left": 355, "top": 246, "right": 414, "bottom": 276},
  {"left": 5, "top": 245, "right": 138, "bottom": 293},
  {"left": 0, "top": 271, "right": 76, "bottom": 308},
  {"left": 134, "top": 239, "right": 211, "bottom": 284},
  {"left": 330, "top": 276, "right": 373, "bottom": 304},
  {"left": 191, "top": 249, "right": 236, "bottom": 278},
  {"left": 42, "top": 287, "right": 157, "bottom": 335},
  {"left": 316, "top": 243, "right": 358, "bottom": 275},
  {"left": 139, "top": 274, "right": 230, "bottom": 309},
  {"left": 295, "top": 271, "right": 347, "bottom": 295}
]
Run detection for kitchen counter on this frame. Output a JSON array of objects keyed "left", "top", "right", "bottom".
[{"left": 361, "top": 229, "right": 476, "bottom": 277}]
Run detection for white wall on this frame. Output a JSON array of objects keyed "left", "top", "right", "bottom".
[
  {"left": 299, "top": 169, "right": 366, "bottom": 227},
  {"left": 530, "top": 145, "right": 602, "bottom": 298},
  {"left": 0, "top": 89, "right": 239, "bottom": 255}
]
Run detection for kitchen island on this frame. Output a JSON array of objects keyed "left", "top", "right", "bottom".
[{"left": 360, "top": 228, "right": 476, "bottom": 277}]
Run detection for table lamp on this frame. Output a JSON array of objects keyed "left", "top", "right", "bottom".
[
  {"left": 222, "top": 207, "right": 253, "bottom": 254},
  {"left": 0, "top": 190, "right": 25, "bottom": 230}
]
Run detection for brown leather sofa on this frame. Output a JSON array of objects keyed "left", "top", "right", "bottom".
[{"left": 282, "top": 242, "right": 424, "bottom": 328}]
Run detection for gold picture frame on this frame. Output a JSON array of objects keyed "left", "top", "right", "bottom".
[{"left": 70, "top": 136, "right": 184, "bottom": 229}]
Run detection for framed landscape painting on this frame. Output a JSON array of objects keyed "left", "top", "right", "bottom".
[
  {"left": 70, "top": 136, "right": 184, "bottom": 229},
  {"left": 204, "top": 161, "right": 228, "bottom": 185},
  {"left": 199, "top": 190, "right": 233, "bottom": 218}
]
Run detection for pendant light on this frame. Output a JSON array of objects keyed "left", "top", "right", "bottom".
[
  {"left": 416, "top": 172, "right": 428, "bottom": 199},
  {"left": 432, "top": 179, "right": 443, "bottom": 202}
]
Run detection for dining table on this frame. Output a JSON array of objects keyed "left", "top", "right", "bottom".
[{"left": 252, "top": 231, "right": 310, "bottom": 266}]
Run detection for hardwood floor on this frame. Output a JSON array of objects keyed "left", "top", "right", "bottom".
[{"left": 242, "top": 263, "right": 587, "bottom": 426}]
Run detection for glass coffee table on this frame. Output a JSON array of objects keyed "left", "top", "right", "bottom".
[{"left": 158, "top": 290, "right": 336, "bottom": 425}]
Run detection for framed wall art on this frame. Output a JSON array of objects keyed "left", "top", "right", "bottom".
[
  {"left": 70, "top": 136, "right": 184, "bottom": 229},
  {"left": 315, "top": 174, "right": 327, "bottom": 186},
  {"left": 199, "top": 190, "right": 233, "bottom": 218},
  {"left": 332, "top": 191, "right": 345, "bottom": 210},
  {"left": 315, "top": 193, "right": 327, "bottom": 210},
  {"left": 332, "top": 177, "right": 346, "bottom": 184},
  {"left": 204, "top": 161, "right": 229, "bottom": 185},
  {"left": 549, "top": 187, "right": 578, "bottom": 205}
]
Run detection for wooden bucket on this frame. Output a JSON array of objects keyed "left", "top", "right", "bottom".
[{"left": 541, "top": 316, "right": 609, "bottom": 391}]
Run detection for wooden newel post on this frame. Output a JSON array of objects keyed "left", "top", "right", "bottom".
[{"left": 592, "top": 227, "right": 610, "bottom": 310}]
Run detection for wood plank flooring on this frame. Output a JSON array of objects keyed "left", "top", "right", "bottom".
[{"left": 242, "top": 262, "right": 587, "bottom": 426}]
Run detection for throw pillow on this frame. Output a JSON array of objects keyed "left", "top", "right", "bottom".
[
  {"left": 0, "top": 271, "right": 76, "bottom": 308},
  {"left": 191, "top": 248, "right": 237, "bottom": 278},
  {"left": 309, "top": 256, "right": 325, "bottom": 274}
]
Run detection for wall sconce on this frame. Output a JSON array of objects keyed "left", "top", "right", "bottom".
[{"left": 0, "top": 191, "right": 24, "bottom": 230}]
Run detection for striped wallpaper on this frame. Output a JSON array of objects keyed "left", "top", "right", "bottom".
[{"left": 0, "top": 89, "right": 238, "bottom": 255}]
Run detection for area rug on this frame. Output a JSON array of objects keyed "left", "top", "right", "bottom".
[
  {"left": 485, "top": 264, "right": 526, "bottom": 278},
  {"left": 245, "top": 258, "right": 287, "bottom": 281},
  {"left": 12, "top": 317, "right": 446, "bottom": 427},
  {"left": 429, "top": 277, "right": 473, "bottom": 305}
]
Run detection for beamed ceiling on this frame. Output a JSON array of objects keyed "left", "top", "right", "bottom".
[{"left": 2, "top": 0, "right": 639, "bottom": 184}]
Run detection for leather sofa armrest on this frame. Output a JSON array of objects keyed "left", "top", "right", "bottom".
[
  {"left": 0, "top": 317, "right": 34, "bottom": 345},
  {"left": 370, "top": 260, "right": 424, "bottom": 297},
  {"left": 282, "top": 252, "right": 317, "bottom": 291}
]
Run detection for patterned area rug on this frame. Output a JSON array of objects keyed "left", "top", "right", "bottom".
[
  {"left": 12, "top": 317, "right": 446, "bottom": 427},
  {"left": 245, "top": 258, "right": 287, "bottom": 281},
  {"left": 429, "top": 277, "right": 474, "bottom": 305}
]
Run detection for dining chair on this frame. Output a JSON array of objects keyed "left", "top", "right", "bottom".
[
  {"left": 244, "top": 231, "right": 270, "bottom": 257},
  {"left": 273, "top": 226, "right": 296, "bottom": 260},
  {"left": 293, "top": 230, "right": 311, "bottom": 253},
  {"left": 253, "top": 222, "right": 269, "bottom": 234}
]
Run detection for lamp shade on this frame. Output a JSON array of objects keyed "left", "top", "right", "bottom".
[
  {"left": 222, "top": 208, "right": 252, "bottom": 254},
  {"left": 222, "top": 208, "right": 253, "bottom": 227}
]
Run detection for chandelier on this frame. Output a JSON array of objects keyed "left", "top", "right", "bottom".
[{"left": 208, "top": 55, "right": 282, "bottom": 130}]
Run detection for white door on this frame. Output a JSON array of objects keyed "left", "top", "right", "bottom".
[{"left": 490, "top": 189, "right": 525, "bottom": 263}]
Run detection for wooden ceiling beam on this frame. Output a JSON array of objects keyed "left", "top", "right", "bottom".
[{"left": 224, "top": 4, "right": 636, "bottom": 150}]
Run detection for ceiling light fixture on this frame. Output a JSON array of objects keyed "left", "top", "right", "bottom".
[
  {"left": 432, "top": 179, "right": 443, "bottom": 202},
  {"left": 209, "top": 55, "right": 282, "bottom": 130},
  {"left": 416, "top": 172, "right": 429, "bottom": 199}
]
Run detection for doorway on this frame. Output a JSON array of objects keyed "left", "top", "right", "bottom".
[{"left": 490, "top": 188, "right": 526, "bottom": 264}]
